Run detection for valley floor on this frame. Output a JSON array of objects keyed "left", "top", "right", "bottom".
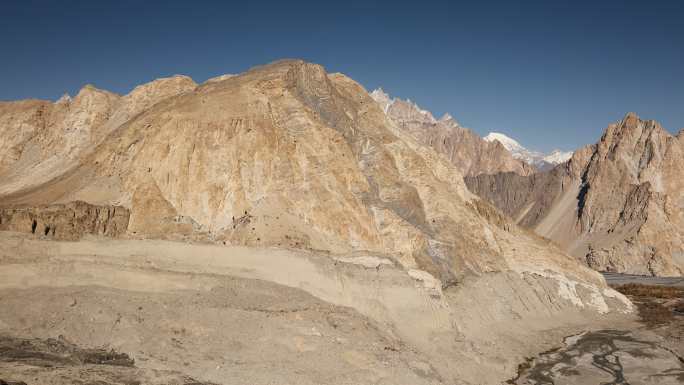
[
  {"left": 512, "top": 276, "right": 684, "bottom": 384},
  {"left": 0, "top": 232, "right": 676, "bottom": 385}
]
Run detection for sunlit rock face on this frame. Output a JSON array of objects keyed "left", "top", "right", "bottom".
[
  {"left": 370, "top": 88, "right": 535, "bottom": 177},
  {"left": 0, "top": 59, "right": 607, "bottom": 284},
  {"left": 0, "top": 59, "right": 637, "bottom": 385},
  {"left": 483, "top": 132, "right": 572, "bottom": 170},
  {"left": 467, "top": 113, "right": 684, "bottom": 277}
]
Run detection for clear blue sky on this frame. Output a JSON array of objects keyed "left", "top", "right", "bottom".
[{"left": 2, "top": 0, "right": 682, "bottom": 152}]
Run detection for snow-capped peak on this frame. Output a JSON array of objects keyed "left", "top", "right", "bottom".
[
  {"left": 484, "top": 132, "right": 572, "bottom": 168},
  {"left": 369, "top": 88, "right": 394, "bottom": 113},
  {"left": 439, "top": 113, "right": 460, "bottom": 126},
  {"left": 370, "top": 87, "right": 390, "bottom": 101},
  {"left": 483, "top": 132, "right": 526, "bottom": 153},
  {"left": 55, "top": 93, "right": 72, "bottom": 104},
  {"left": 370, "top": 89, "right": 573, "bottom": 170},
  {"left": 542, "top": 149, "right": 573, "bottom": 164},
  {"left": 370, "top": 88, "right": 436, "bottom": 122}
]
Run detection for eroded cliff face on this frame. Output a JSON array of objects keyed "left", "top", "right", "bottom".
[
  {"left": 0, "top": 201, "right": 129, "bottom": 241},
  {"left": 0, "top": 75, "right": 196, "bottom": 197},
  {"left": 370, "top": 89, "right": 535, "bottom": 177},
  {"left": 578, "top": 114, "right": 684, "bottom": 275},
  {"left": 466, "top": 113, "right": 684, "bottom": 276}
]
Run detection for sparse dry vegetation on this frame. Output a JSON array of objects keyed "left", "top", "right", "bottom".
[
  {"left": 634, "top": 301, "right": 675, "bottom": 327},
  {"left": 613, "top": 283, "right": 683, "bottom": 327},
  {"left": 614, "top": 283, "right": 683, "bottom": 299}
]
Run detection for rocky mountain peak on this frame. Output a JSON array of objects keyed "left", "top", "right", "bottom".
[
  {"left": 483, "top": 132, "right": 525, "bottom": 152},
  {"left": 603, "top": 112, "right": 667, "bottom": 148},
  {"left": 467, "top": 112, "right": 684, "bottom": 277},
  {"left": 55, "top": 93, "right": 72, "bottom": 105},
  {"left": 125, "top": 75, "right": 196, "bottom": 99},
  {"left": 370, "top": 89, "right": 534, "bottom": 177},
  {"left": 439, "top": 113, "right": 459, "bottom": 126},
  {"left": 592, "top": 113, "right": 673, "bottom": 189},
  {"left": 120, "top": 75, "right": 197, "bottom": 114},
  {"left": 369, "top": 87, "right": 390, "bottom": 102},
  {"left": 74, "top": 83, "right": 119, "bottom": 100},
  {"left": 204, "top": 73, "right": 236, "bottom": 84}
]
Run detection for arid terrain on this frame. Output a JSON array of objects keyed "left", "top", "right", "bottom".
[
  {"left": 512, "top": 280, "right": 684, "bottom": 384},
  {"left": 0, "top": 59, "right": 680, "bottom": 384},
  {"left": 0, "top": 231, "right": 637, "bottom": 385},
  {"left": 466, "top": 114, "right": 684, "bottom": 277}
]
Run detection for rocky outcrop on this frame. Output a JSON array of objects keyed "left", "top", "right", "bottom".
[
  {"left": 370, "top": 89, "right": 535, "bottom": 177},
  {"left": 0, "top": 75, "right": 196, "bottom": 197},
  {"left": 466, "top": 113, "right": 684, "bottom": 276},
  {"left": 0, "top": 201, "right": 129, "bottom": 240},
  {"left": 0, "top": 335, "right": 217, "bottom": 385}
]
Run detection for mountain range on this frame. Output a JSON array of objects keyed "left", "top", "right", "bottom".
[
  {"left": 371, "top": 88, "right": 572, "bottom": 174},
  {"left": 483, "top": 132, "right": 573, "bottom": 170},
  {"left": 369, "top": 89, "right": 682, "bottom": 277}
]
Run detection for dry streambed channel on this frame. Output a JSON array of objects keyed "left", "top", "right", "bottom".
[{"left": 510, "top": 273, "right": 684, "bottom": 385}]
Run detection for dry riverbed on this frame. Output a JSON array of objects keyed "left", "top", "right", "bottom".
[{"left": 510, "top": 275, "right": 684, "bottom": 384}]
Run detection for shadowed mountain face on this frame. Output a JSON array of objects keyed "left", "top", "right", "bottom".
[
  {"left": 466, "top": 113, "right": 684, "bottom": 277},
  {"left": 370, "top": 89, "right": 535, "bottom": 177}
]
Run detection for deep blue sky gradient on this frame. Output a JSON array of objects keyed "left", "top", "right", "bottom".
[{"left": 1, "top": 0, "right": 682, "bottom": 151}]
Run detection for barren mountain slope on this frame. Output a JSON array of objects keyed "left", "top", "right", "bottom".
[
  {"left": 0, "top": 60, "right": 635, "bottom": 384},
  {"left": 1, "top": 60, "right": 601, "bottom": 284},
  {"left": 466, "top": 113, "right": 684, "bottom": 276},
  {"left": 0, "top": 75, "right": 196, "bottom": 196},
  {"left": 370, "top": 89, "right": 535, "bottom": 177}
]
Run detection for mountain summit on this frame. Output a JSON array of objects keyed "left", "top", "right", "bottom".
[
  {"left": 484, "top": 132, "right": 573, "bottom": 170},
  {"left": 468, "top": 112, "right": 684, "bottom": 276}
]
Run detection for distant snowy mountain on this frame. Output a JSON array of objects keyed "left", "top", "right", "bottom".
[
  {"left": 369, "top": 88, "right": 534, "bottom": 176},
  {"left": 483, "top": 132, "right": 572, "bottom": 170},
  {"left": 542, "top": 149, "right": 574, "bottom": 165},
  {"left": 370, "top": 88, "right": 573, "bottom": 172}
]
